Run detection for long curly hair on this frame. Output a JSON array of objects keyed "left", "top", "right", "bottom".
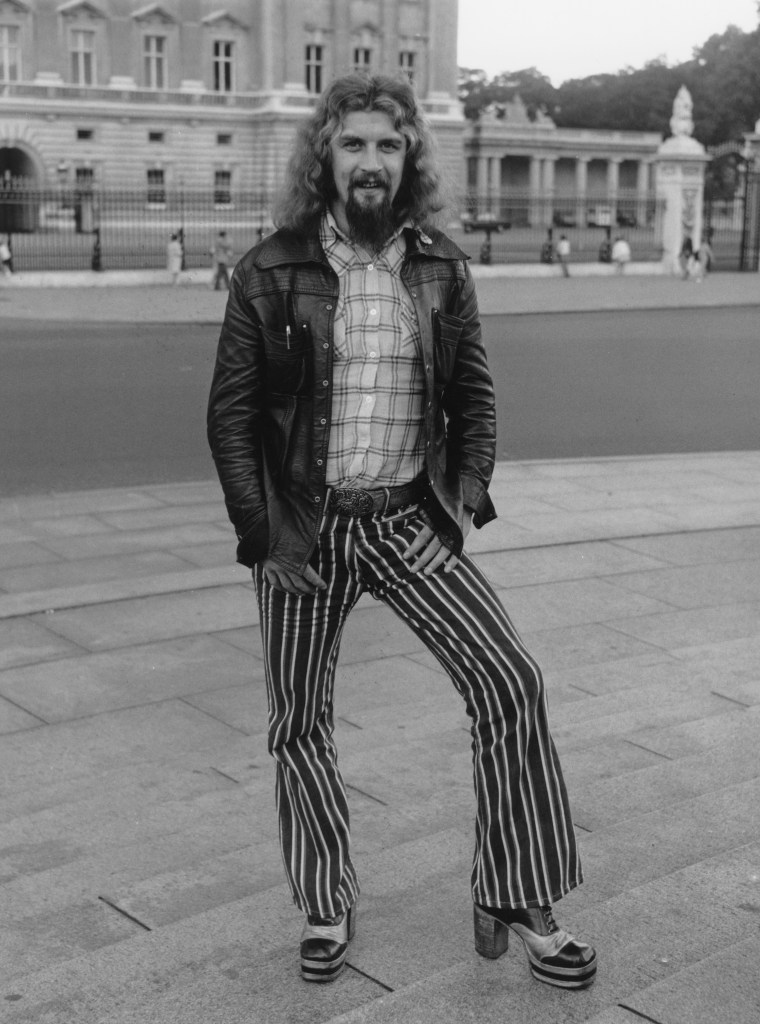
[{"left": 273, "top": 73, "right": 446, "bottom": 235}]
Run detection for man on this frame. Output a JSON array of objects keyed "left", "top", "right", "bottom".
[
  {"left": 208, "top": 73, "right": 596, "bottom": 990},
  {"left": 611, "top": 235, "right": 631, "bottom": 274},
  {"left": 210, "top": 230, "right": 233, "bottom": 290},
  {"left": 556, "top": 233, "right": 571, "bottom": 277}
]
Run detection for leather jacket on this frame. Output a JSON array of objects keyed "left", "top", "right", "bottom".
[{"left": 207, "top": 226, "right": 497, "bottom": 571}]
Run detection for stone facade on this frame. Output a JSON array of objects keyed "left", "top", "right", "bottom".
[
  {"left": 0, "top": 0, "right": 463, "bottom": 194},
  {"left": 464, "top": 98, "right": 662, "bottom": 227}
]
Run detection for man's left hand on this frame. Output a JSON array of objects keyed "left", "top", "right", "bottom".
[{"left": 403, "top": 511, "right": 472, "bottom": 576}]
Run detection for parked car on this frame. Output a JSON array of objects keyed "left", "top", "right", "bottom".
[
  {"left": 616, "top": 209, "right": 638, "bottom": 227},
  {"left": 552, "top": 210, "right": 577, "bottom": 228},
  {"left": 461, "top": 211, "right": 511, "bottom": 233},
  {"left": 586, "top": 205, "right": 612, "bottom": 227}
]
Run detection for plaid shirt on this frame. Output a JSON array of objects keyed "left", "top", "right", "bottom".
[{"left": 320, "top": 212, "right": 426, "bottom": 489}]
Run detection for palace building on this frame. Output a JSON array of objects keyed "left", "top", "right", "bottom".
[
  {"left": 1, "top": 0, "right": 671, "bottom": 259},
  {"left": 0, "top": 0, "right": 463, "bottom": 196}
]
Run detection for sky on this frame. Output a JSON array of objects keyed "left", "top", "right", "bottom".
[{"left": 458, "top": 0, "right": 759, "bottom": 84}]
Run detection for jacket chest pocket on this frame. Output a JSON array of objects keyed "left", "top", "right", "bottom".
[
  {"left": 432, "top": 309, "right": 465, "bottom": 385},
  {"left": 261, "top": 325, "right": 309, "bottom": 395}
]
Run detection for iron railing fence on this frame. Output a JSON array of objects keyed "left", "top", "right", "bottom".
[
  {"left": 0, "top": 184, "right": 274, "bottom": 272},
  {"left": 703, "top": 170, "right": 760, "bottom": 272},
  {"left": 456, "top": 190, "right": 665, "bottom": 266},
  {"left": 0, "top": 183, "right": 667, "bottom": 271}
]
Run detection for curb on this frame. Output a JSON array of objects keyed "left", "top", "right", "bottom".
[{"left": 3, "top": 261, "right": 669, "bottom": 288}]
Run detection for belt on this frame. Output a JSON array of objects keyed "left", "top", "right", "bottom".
[{"left": 328, "top": 479, "right": 422, "bottom": 518}]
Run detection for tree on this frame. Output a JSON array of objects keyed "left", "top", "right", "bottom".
[
  {"left": 457, "top": 20, "right": 760, "bottom": 148},
  {"left": 458, "top": 66, "right": 557, "bottom": 122}
]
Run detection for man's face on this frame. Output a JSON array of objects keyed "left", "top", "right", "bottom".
[{"left": 328, "top": 110, "right": 407, "bottom": 246}]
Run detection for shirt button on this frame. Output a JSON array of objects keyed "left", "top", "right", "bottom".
[
  {"left": 365, "top": 395, "right": 373, "bottom": 403},
  {"left": 367, "top": 263, "right": 374, "bottom": 271},
  {"left": 369, "top": 351, "right": 377, "bottom": 358},
  {"left": 315, "top": 496, "right": 321, "bottom": 502},
  {"left": 325, "top": 304, "right": 333, "bottom": 311},
  {"left": 317, "top": 458, "right": 323, "bottom": 465},
  {"left": 369, "top": 308, "right": 377, "bottom": 316},
  {"left": 322, "top": 379, "right": 329, "bottom": 387},
  {"left": 320, "top": 417, "right": 326, "bottom": 425},
  {"left": 323, "top": 342, "right": 329, "bottom": 350}
]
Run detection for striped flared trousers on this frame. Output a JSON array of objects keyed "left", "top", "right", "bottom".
[{"left": 253, "top": 504, "right": 582, "bottom": 920}]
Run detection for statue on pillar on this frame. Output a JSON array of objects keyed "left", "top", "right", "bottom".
[{"left": 670, "top": 86, "right": 695, "bottom": 139}]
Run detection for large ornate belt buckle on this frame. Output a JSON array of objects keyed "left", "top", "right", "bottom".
[{"left": 332, "top": 488, "right": 375, "bottom": 516}]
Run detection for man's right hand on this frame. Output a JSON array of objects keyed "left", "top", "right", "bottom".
[{"left": 261, "top": 558, "right": 327, "bottom": 595}]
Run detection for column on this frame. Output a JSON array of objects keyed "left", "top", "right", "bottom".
[
  {"left": 381, "top": 0, "right": 399, "bottom": 74},
  {"left": 332, "top": 0, "right": 351, "bottom": 77},
  {"left": 489, "top": 156, "right": 502, "bottom": 207},
  {"left": 636, "top": 159, "right": 650, "bottom": 227},
  {"left": 283, "top": 1, "right": 304, "bottom": 90},
  {"left": 607, "top": 158, "right": 620, "bottom": 223},
  {"left": 260, "top": 0, "right": 279, "bottom": 91},
  {"left": 426, "top": 0, "right": 458, "bottom": 97},
  {"left": 476, "top": 156, "right": 489, "bottom": 204},
  {"left": 575, "top": 157, "right": 588, "bottom": 224},
  {"left": 529, "top": 156, "right": 543, "bottom": 226}
]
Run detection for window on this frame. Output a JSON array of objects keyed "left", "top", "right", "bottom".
[
  {"left": 399, "top": 50, "right": 415, "bottom": 83},
  {"left": 77, "top": 128, "right": 94, "bottom": 141},
  {"left": 143, "top": 35, "right": 166, "bottom": 89},
  {"left": 213, "top": 39, "right": 234, "bottom": 92},
  {"left": 75, "top": 167, "right": 94, "bottom": 189},
  {"left": 0, "top": 25, "right": 20, "bottom": 82},
  {"left": 353, "top": 47, "right": 371, "bottom": 72},
  {"left": 305, "top": 44, "right": 323, "bottom": 94},
  {"left": 147, "top": 168, "right": 166, "bottom": 205},
  {"left": 148, "top": 131, "right": 165, "bottom": 143},
  {"left": 70, "top": 28, "right": 95, "bottom": 85},
  {"left": 214, "top": 170, "right": 232, "bottom": 206},
  {"left": 216, "top": 133, "right": 232, "bottom": 146}
]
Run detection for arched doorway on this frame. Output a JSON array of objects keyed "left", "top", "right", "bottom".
[{"left": 0, "top": 144, "right": 41, "bottom": 231}]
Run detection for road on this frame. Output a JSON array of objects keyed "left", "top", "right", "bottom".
[{"left": 2, "top": 306, "right": 759, "bottom": 496}]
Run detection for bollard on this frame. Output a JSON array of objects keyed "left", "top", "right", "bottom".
[
  {"left": 91, "top": 227, "right": 102, "bottom": 271},
  {"left": 479, "top": 229, "right": 492, "bottom": 265}
]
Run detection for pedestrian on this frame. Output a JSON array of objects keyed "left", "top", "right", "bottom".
[
  {"left": 166, "top": 232, "right": 183, "bottom": 286},
  {"left": 0, "top": 235, "right": 12, "bottom": 277},
  {"left": 695, "top": 237, "right": 713, "bottom": 280},
  {"left": 210, "top": 230, "right": 233, "bottom": 290},
  {"left": 207, "top": 73, "right": 596, "bottom": 992},
  {"left": 679, "top": 237, "right": 695, "bottom": 280},
  {"left": 611, "top": 235, "right": 631, "bottom": 273},
  {"left": 556, "top": 233, "right": 571, "bottom": 276}
]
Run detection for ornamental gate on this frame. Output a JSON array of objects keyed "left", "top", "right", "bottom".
[{"left": 703, "top": 145, "right": 760, "bottom": 272}]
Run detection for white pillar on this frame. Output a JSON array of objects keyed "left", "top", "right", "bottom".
[
  {"left": 542, "top": 157, "right": 555, "bottom": 194},
  {"left": 529, "top": 156, "right": 542, "bottom": 226},
  {"left": 655, "top": 86, "right": 712, "bottom": 274},
  {"left": 476, "top": 156, "right": 489, "bottom": 195},
  {"left": 489, "top": 156, "right": 501, "bottom": 197},
  {"left": 655, "top": 146, "right": 710, "bottom": 274}
]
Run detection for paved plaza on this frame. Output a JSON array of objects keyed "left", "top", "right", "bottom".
[{"left": 1, "top": 272, "right": 759, "bottom": 1023}]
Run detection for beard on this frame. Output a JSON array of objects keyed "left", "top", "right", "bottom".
[{"left": 344, "top": 178, "right": 397, "bottom": 251}]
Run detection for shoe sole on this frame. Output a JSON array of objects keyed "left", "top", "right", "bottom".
[{"left": 300, "top": 951, "right": 348, "bottom": 983}]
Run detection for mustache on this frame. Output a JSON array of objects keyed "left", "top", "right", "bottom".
[{"left": 349, "top": 174, "right": 390, "bottom": 191}]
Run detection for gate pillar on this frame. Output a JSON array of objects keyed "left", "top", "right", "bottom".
[
  {"left": 741, "top": 121, "right": 760, "bottom": 272},
  {"left": 655, "top": 87, "right": 711, "bottom": 275}
]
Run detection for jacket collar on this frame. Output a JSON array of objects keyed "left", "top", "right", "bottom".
[{"left": 252, "top": 223, "right": 469, "bottom": 270}]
